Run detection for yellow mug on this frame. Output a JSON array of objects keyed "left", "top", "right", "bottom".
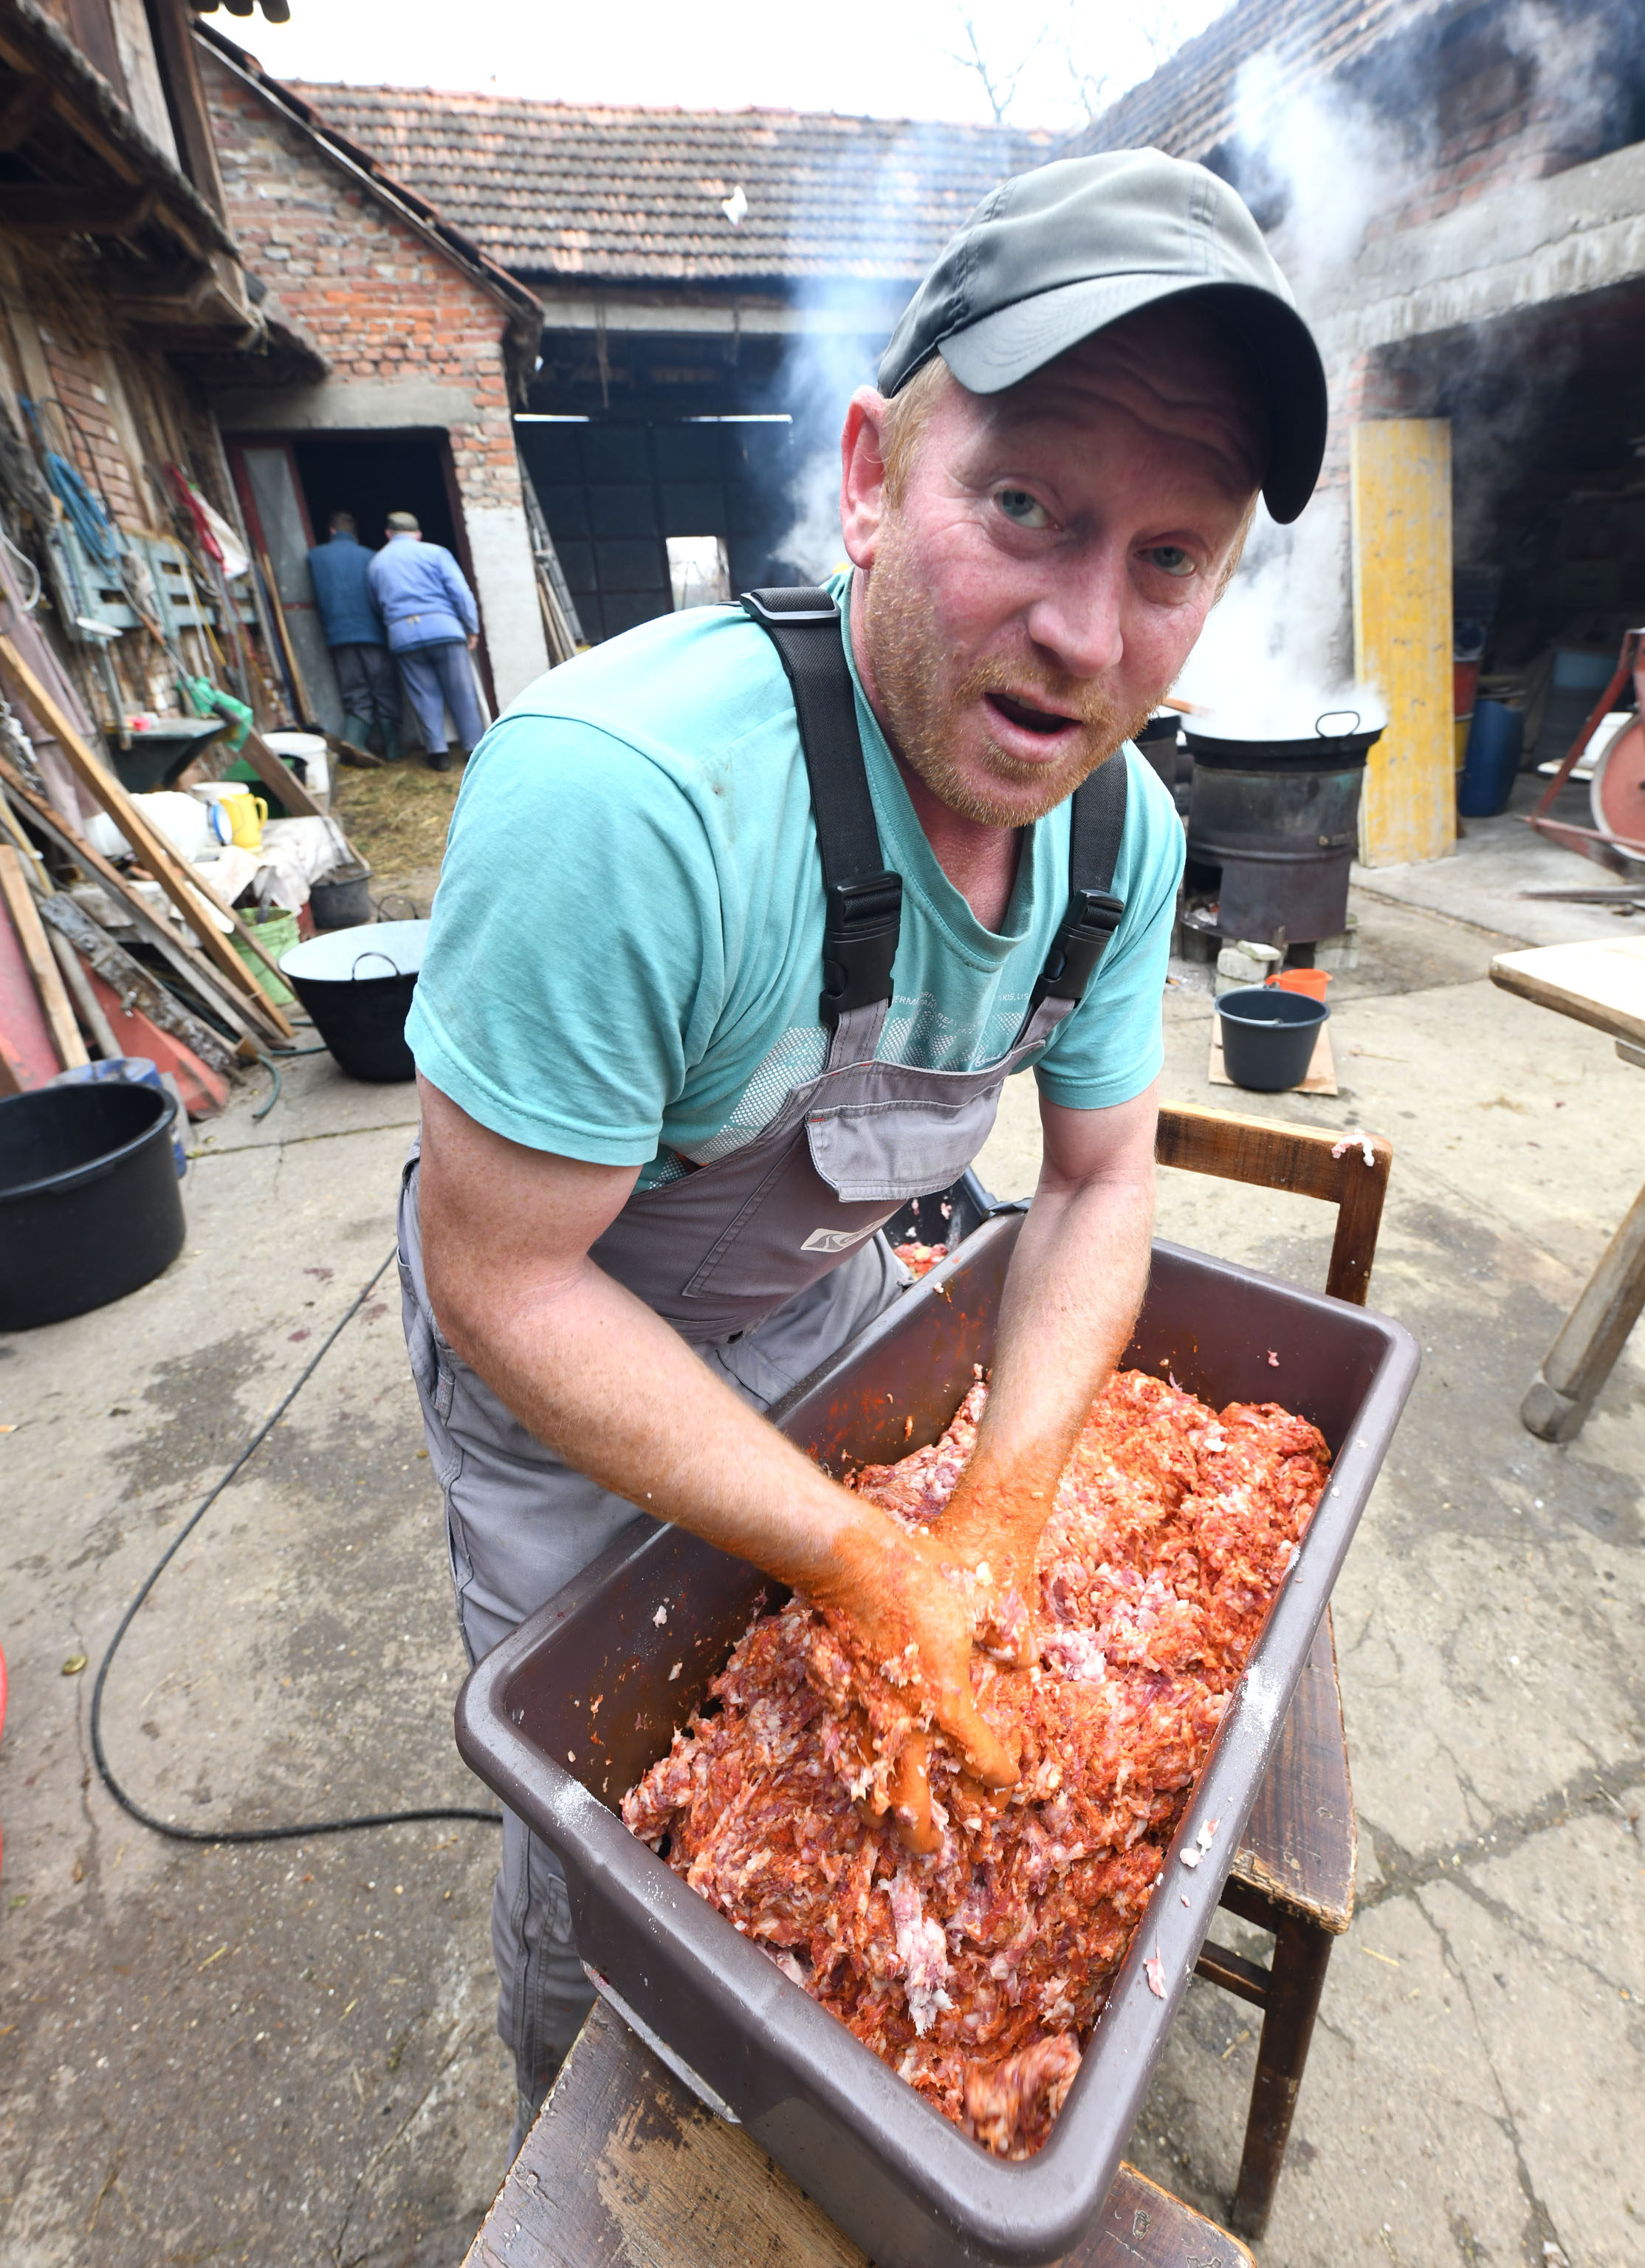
[{"left": 219, "top": 784, "right": 268, "bottom": 850}]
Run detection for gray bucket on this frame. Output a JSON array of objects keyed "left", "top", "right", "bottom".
[{"left": 1216, "top": 985, "right": 1329, "bottom": 1092}]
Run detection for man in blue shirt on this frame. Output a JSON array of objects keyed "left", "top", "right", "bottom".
[
  {"left": 366, "top": 511, "right": 487, "bottom": 772},
  {"left": 305, "top": 512, "right": 397, "bottom": 757},
  {"left": 399, "top": 151, "right": 1330, "bottom": 2142}
]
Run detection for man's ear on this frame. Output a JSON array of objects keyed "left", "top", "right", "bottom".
[{"left": 840, "top": 388, "right": 891, "bottom": 570}]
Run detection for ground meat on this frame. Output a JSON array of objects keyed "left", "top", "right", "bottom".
[
  {"left": 622, "top": 1367, "right": 1330, "bottom": 2157},
  {"left": 893, "top": 1241, "right": 948, "bottom": 1279}
]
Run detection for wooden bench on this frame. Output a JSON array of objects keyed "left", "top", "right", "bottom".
[{"left": 462, "top": 1103, "right": 1387, "bottom": 2264}]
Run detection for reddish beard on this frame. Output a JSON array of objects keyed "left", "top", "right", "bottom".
[{"left": 862, "top": 526, "right": 1158, "bottom": 827}]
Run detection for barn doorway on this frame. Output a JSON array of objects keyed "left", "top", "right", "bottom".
[{"left": 224, "top": 427, "right": 493, "bottom": 736}]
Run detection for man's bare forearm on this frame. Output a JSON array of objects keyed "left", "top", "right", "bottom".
[
  {"left": 425, "top": 1206, "right": 861, "bottom": 1596},
  {"left": 964, "top": 1086, "right": 1158, "bottom": 1504}
]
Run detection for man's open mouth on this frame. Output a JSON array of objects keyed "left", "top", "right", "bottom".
[{"left": 986, "top": 691, "right": 1078, "bottom": 737}]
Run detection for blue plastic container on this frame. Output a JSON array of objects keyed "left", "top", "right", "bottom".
[{"left": 1458, "top": 699, "right": 1525, "bottom": 818}]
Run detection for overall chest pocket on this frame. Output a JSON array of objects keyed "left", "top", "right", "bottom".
[{"left": 805, "top": 1086, "right": 1005, "bottom": 1204}]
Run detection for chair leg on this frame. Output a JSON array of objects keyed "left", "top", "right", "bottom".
[{"left": 1229, "top": 1914, "right": 1333, "bottom": 2239}]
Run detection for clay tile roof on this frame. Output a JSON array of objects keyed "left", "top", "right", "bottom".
[
  {"left": 281, "top": 83, "right": 1052, "bottom": 286},
  {"left": 1071, "top": 0, "right": 1447, "bottom": 164}
]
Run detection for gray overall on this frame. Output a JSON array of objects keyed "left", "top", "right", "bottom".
[{"left": 398, "top": 588, "right": 1129, "bottom": 2128}]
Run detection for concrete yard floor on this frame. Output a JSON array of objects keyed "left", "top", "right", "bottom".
[{"left": 2, "top": 804, "right": 1641, "bottom": 2267}]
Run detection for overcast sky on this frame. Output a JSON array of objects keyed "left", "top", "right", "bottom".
[{"left": 234, "top": 0, "right": 1225, "bottom": 131}]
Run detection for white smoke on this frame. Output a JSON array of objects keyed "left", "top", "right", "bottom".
[{"left": 1172, "top": 499, "right": 1384, "bottom": 739}]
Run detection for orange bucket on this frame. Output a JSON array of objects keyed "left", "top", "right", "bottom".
[{"left": 1265, "top": 967, "right": 1331, "bottom": 1003}]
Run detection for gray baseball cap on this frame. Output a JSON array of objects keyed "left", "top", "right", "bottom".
[{"left": 878, "top": 148, "right": 1328, "bottom": 525}]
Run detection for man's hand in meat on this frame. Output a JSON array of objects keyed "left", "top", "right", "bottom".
[
  {"left": 807, "top": 1507, "right": 1019, "bottom": 1840},
  {"left": 416, "top": 1077, "right": 1015, "bottom": 1848},
  {"left": 933, "top": 1086, "right": 1161, "bottom": 1665}
]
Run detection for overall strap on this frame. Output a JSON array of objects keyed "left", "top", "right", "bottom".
[
  {"left": 743, "top": 587, "right": 902, "bottom": 1036},
  {"left": 1029, "top": 750, "right": 1129, "bottom": 1011}
]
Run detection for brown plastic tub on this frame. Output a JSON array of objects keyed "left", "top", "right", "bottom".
[{"left": 456, "top": 1219, "right": 1418, "bottom": 2267}]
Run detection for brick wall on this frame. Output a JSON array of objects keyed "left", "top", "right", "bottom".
[
  {"left": 199, "top": 50, "right": 523, "bottom": 523},
  {"left": 35, "top": 312, "right": 145, "bottom": 532}
]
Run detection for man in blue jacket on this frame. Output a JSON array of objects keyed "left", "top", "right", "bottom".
[
  {"left": 306, "top": 511, "right": 397, "bottom": 756},
  {"left": 367, "top": 511, "right": 487, "bottom": 772}
]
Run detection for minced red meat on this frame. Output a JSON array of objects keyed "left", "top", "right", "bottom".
[{"left": 622, "top": 1367, "right": 1330, "bottom": 2157}]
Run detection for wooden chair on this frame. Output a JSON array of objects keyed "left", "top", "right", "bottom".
[
  {"left": 1155, "top": 1102, "right": 1392, "bottom": 2236},
  {"left": 461, "top": 1105, "right": 1390, "bottom": 2267}
]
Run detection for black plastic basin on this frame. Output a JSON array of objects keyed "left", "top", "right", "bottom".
[
  {"left": 1217, "top": 985, "right": 1329, "bottom": 1091},
  {"left": 279, "top": 919, "right": 427, "bottom": 1082},
  {"left": 0, "top": 1083, "right": 185, "bottom": 1329}
]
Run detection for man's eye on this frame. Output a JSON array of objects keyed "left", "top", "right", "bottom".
[
  {"left": 1145, "top": 545, "right": 1196, "bottom": 578},
  {"left": 995, "top": 488, "right": 1051, "bottom": 530}
]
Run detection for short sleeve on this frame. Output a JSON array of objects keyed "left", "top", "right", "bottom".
[
  {"left": 405, "top": 713, "right": 727, "bottom": 1162},
  {"left": 1032, "top": 754, "right": 1184, "bottom": 1113}
]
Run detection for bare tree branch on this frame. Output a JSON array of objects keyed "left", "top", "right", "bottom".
[{"left": 946, "top": 11, "right": 1048, "bottom": 125}]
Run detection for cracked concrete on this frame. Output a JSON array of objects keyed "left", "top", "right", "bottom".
[{"left": 3, "top": 805, "right": 1642, "bottom": 2264}]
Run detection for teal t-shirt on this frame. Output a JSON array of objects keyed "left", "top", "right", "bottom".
[{"left": 406, "top": 573, "right": 1184, "bottom": 1188}]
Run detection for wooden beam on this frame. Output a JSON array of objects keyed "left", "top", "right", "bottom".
[
  {"left": 0, "top": 841, "right": 87, "bottom": 1068},
  {"left": 107, "top": 259, "right": 212, "bottom": 305},
  {"left": 0, "top": 634, "right": 293, "bottom": 1036},
  {"left": 0, "top": 75, "right": 55, "bottom": 154},
  {"left": 151, "top": 0, "right": 231, "bottom": 219},
  {"left": 0, "top": 185, "right": 157, "bottom": 236},
  {"left": 1350, "top": 417, "right": 1455, "bottom": 868},
  {"left": 38, "top": 892, "right": 233, "bottom": 1075},
  {"left": 237, "top": 727, "right": 327, "bottom": 821},
  {"left": 0, "top": 750, "right": 285, "bottom": 1054},
  {"left": 1155, "top": 1103, "right": 1391, "bottom": 1306}
]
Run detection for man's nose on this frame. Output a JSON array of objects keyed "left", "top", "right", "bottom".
[{"left": 1023, "top": 544, "right": 1127, "bottom": 679}]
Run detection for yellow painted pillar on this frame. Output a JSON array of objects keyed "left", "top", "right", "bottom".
[{"left": 1350, "top": 418, "right": 1455, "bottom": 866}]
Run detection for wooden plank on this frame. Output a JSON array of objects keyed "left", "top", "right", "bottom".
[
  {"left": 0, "top": 842, "right": 86, "bottom": 1067},
  {"left": 465, "top": 1998, "right": 1252, "bottom": 2268},
  {"left": 1155, "top": 1106, "right": 1390, "bottom": 1306},
  {"left": 1488, "top": 936, "right": 1645, "bottom": 1049},
  {"left": 0, "top": 882, "right": 60, "bottom": 1092},
  {"left": 237, "top": 725, "right": 328, "bottom": 822},
  {"left": 36, "top": 893, "right": 235, "bottom": 1078},
  {"left": 1350, "top": 418, "right": 1455, "bottom": 868},
  {"left": 1226, "top": 1610, "right": 1356, "bottom": 1935},
  {"left": 1, "top": 759, "right": 265, "bottom": 1056},
  {"left": 47, "top": 925, "right": 117, "bottom": 1058},
  {"left": 0, "top": 638, "right": 293, "bottom": 1038}
]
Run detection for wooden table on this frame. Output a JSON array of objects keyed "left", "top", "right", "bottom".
[
  {"left": 1491, "top": 936, "right": 1645, "bottom": 1439},
  {"left": 461, "top": 1620, "right": 1353, "bottom": 2267}
]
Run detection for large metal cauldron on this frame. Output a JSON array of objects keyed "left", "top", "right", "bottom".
[{"left": 1185, "top": 711, "right": 1384, "bottom": 946}]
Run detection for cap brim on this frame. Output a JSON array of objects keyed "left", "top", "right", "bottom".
[{"left": 937, "top": 274, "right": 1328, "bottom": 525}]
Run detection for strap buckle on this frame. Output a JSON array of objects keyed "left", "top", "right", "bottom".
[
  {"left": 742, "top": 588, "right": 839, "bottom": 627},
  {"left": 821, "top": 871, "right": 902, "bottom": 1027},
  {"left": 1032, "top": 888, "right": 1124, "bottom": 1007}
]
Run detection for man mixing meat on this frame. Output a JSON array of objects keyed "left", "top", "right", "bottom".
[{"left": 398, "top": 148, "right": 1327, "bottom": 2147}]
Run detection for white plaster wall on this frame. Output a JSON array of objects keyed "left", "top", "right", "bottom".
[{"left": 466, "top": 503, "right": 550, "bottom": 708}]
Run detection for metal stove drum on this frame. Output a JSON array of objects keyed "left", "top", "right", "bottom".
[{"left": 1184, "top": 712, "right": 1385, "bottom": 948}]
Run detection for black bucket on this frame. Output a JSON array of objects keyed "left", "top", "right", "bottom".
[
  {"left": 1216, "top": 984, "right": 1329, "bottom": 1092},
  {"left": 278, "top": 919, "right": 427, "bottom": 1082},
  {"left": 0, "top": 1083, "right": 185, "bottom": 1329},
  {"left": 310, "top": 863, "right": 375, "bottom": 931}
]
